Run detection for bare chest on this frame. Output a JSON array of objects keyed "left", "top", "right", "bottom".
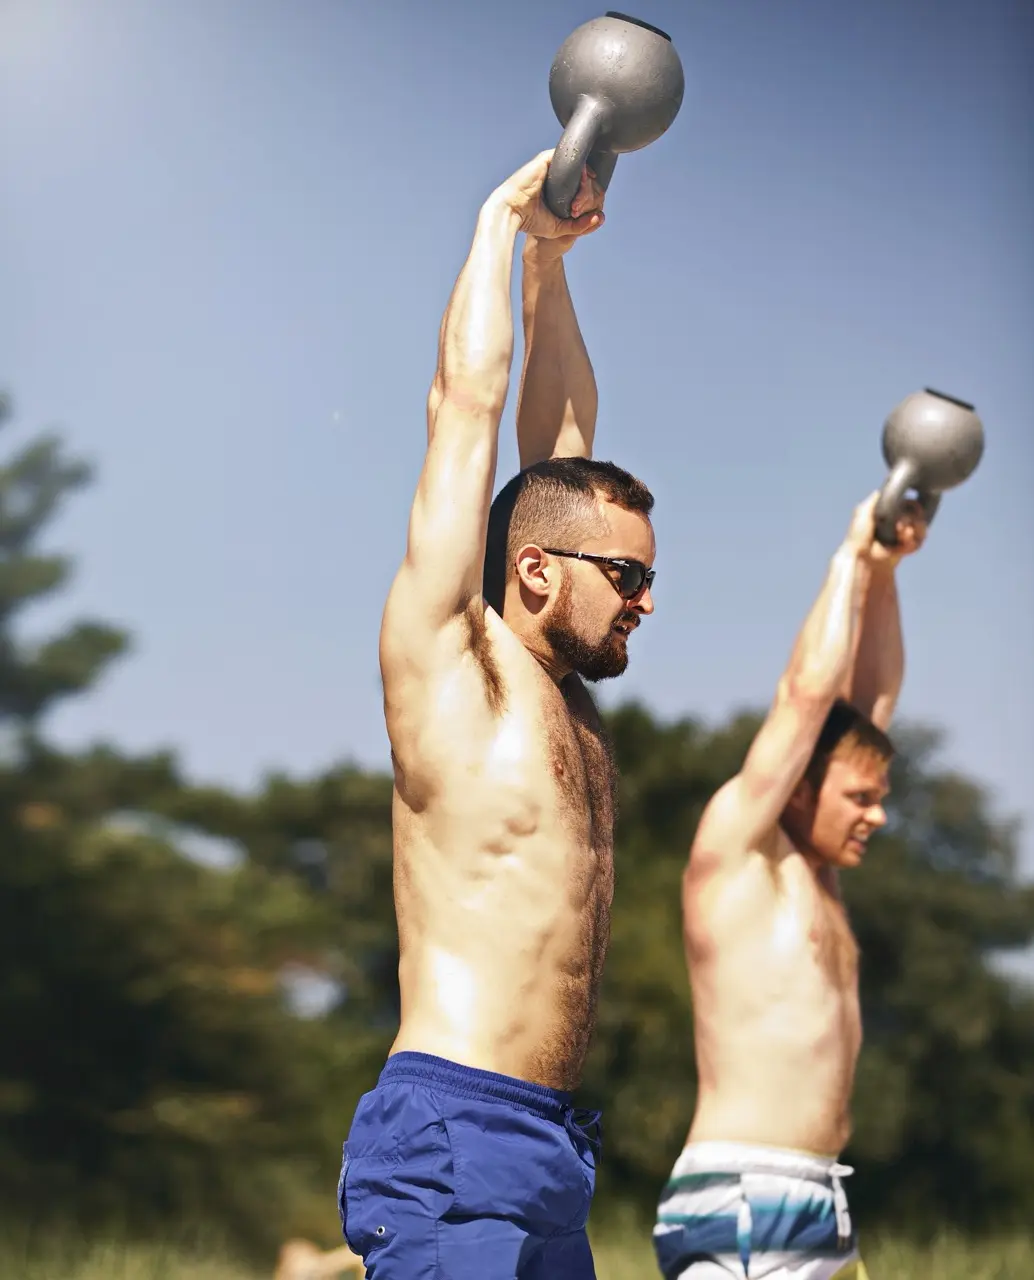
[
  {"left": 541, "top": 677, "right": 618, "bottom": 849},
  {"left": 783, "top": 865, "right": 859, "bottom": 993},
  {"left": 442, "top": 617, "right": 617, "bottom": 857}
]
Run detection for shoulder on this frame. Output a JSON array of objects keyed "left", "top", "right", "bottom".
[
  {"left": 382, "top": 600, "right": 536, "bottom": 786},
  {"left": 690, "top": 777, "right": 783, "bottom": 873}
]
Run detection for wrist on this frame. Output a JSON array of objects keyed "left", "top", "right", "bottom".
[
  {"left": 477, "top": 195, "right": 523, "bottom": 238},
  {"left": 833, "top": 543, "right": 866, "bottom": 570},
  {"left": 522, "top": 237, "right": 566, "bottom": 268}
]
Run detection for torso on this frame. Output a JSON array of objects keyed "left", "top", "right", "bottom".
[
  {"left": 682, "top": 799, "right": 862, "bottom": 1155},
  {"left": 386, "top": 605, "right": 616, "bottom": 1091}
]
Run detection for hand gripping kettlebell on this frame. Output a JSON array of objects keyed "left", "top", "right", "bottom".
[
  {"left": 874, "top": 388, "right": 985, "bottom": 546},
  {"left": 544, "top": 12, "right": 685, "bottom": 219}
]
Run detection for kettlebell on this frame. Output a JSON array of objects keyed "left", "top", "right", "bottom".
[
  {"left": 874, "top": 388, "right": 985, "bottom": 546},
  {"left": 544, "top": 11, "right": 685, "bottom": 219}
]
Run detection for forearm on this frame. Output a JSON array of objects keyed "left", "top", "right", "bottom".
[
  {"left": 845, "top": 565, "right": 903, "bottom": 729},
  {"left": 430, "top": 199, "right": 522, "bottom": 433},
  {"left": 515, "top": 242, "right": 598, "bottom": 465},
  {"left": 783, "top": 547, "right": 870, "bottom": 700}
]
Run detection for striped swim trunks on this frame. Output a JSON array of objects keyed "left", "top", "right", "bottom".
[{"left": 652, "top": 1142, "right": 870, "bottom": 1278}]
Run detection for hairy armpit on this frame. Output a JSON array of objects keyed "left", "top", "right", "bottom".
[{"left": 465, "top": 598, "right": 505, "bottom": 714}]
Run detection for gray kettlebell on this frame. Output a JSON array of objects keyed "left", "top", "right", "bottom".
[
  {"left": 874, "top": 388, "right": 985, "bottom": 546},
  {"left": 544, "top": 12, "right": 685, "bottom": 219}
]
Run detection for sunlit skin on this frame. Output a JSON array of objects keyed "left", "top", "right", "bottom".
[
  {"left": 784, "top": 750, "right": 891, "bottom": 870},
  {"left": 506, "top": 500, "right": 657, "bottom": 682},
  {"left": 380, "top": 154, "right": 655, "bottom": 1090},
  {"left": 682, "top": 498, "right": 925, "bottom": 1156}
]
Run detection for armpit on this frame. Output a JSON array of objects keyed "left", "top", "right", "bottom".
[{"left": 464, "top": 598, "right": 505, "bottom": 714}]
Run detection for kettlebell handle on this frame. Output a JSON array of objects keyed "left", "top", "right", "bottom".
[
  {"left": 544, "top": 95, "right": 617, "bottom": 219},
  {"left": 874, "top": 458, "right": 941, "bottom": 547}
]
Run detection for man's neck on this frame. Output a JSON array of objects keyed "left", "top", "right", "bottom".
[
  {"left": 504, "top": 609, "right": 570, "bottom": 684},
  {"left": 780, "top": 821, "right": 842, "bottom": 893}
]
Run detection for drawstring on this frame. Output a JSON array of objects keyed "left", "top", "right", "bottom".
[
  {"left": 733, "top": 1162, "right": 854, "bottom": 1276},
  {"left": 830, "top": 1162, "right": 854, "bottom": 1249},
  {"left": 736, "top": 1190, "right": 752, "bottom": 1278},
  {"left": 563, "top": 1106, "right": 603, "bottom": 1162}
]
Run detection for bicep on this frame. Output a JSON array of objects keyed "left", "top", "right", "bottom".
[
  {"left": 732, "top": 683, "right": 835, "bottom": 846},
  {"left": 403, "top": 397, "right": 499, "bottom": 629}
]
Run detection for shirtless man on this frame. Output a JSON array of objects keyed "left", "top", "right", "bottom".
[
  {"left": 653, "top": 494, "right": 926, "bottom": 1280},
  {"left": 338, "top": 151, "right": 656, "bottom": 1279}
]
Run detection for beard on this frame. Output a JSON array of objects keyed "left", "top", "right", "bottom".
[{"left": 543, "top": 571, "right": 632, "bottom": 683}]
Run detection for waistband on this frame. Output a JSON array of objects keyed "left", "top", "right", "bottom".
[
  {"left": 378, "top": 1052, "right": 603, "bottom": 1158},
  {"left": 379, "top": 1051, "right": 574, "bottom": 1121},
  {"left": 671, "top": 1141, "right": 854, "bottom": 1184}
]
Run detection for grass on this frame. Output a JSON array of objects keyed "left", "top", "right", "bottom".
[
  {"left": 1, "top": 1225, "right": 1031, "bottom": 1279},
  {"left": 591, "top": 1225, "right": 1034, "bottom": 1279}
]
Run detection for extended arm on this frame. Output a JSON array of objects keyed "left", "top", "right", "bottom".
[
  {"left": 709, "top": 497, "right": 879, "bottom": 848},
  {"left": 843, "top": 563, "right": 903, "bottom": 731},
  {"left": 382, "top": 152, "right": 601, "bottom": 689},
  {"left": 390, "top": 195, "right": 521, "bottom": 640},
  {"left": 515, "top": 242, "right": 598, "bottom": 465},
  {"left": 841, "top": 501, "right": 927, "bottom": 731},
  {"left": 515, "top": 167, "right": 604, "bottom": 466}
]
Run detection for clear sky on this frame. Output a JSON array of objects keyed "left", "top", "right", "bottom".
[{"left": 1, "top": 1, "right": 1031, "bottom": 888}]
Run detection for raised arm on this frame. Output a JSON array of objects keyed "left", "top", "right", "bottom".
[
  {"left": 843, "top": 502, "right": 927, "bottom": 731},
  {"left": 388, "top": 194, "right": 519, "bottom": 646},
  {"left": 707, "top": 495, "right": 881, "bottom": 850},
  {"left": 515, "top": 167, "right": 604, "bottom": 466},
  {"left": 381, "top": 153, "right": 601, "bottom": 683}
]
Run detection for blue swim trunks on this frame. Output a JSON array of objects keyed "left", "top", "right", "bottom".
[
  {"left": 338, "top": 1051, "right": 602, "bottom": 1278},
  {"left": 653, "top": 1142, "right": 868, "bottom": 1279}
]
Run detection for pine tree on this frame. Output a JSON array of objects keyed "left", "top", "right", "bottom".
[
  {"left": 0, "top": 394, "right": 344, "bottom": 1251},
  {"left": 0, "top": 393, "right": 127, "bottom": 733}
]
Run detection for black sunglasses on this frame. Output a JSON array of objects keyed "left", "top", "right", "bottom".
[{"left": 542, "top": 549, "right": 655, "bottom": 600}]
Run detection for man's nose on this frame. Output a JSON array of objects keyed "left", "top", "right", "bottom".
[
  {"left": 867, "top": 803, "right": 888, "bottom": 828},
  {"left": 632, "top": 585, "right": 655, "bottom": 616}
]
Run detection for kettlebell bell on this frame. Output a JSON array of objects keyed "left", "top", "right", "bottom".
[
  {"left": 544, "top": 12, "right": 685, "bottom": 219},
  {"left": 874, "top": 388, "right": 985, "bottom": 546}
]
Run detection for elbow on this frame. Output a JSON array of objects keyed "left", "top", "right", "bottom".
[
  {"left": 434, "top": 342, "right": 513, "bottom": 417},
  {"left": 777, "top": 669, "right": 841, "bottom": 712},
  {"left": 433, "top": 374, "right": 509, "bottom": 420},
  {"left": 427, "top": 376, "right": 445, "bottom": 418},
  {"left": 783, "top": 642, "right": 852, "bottom": 707}
]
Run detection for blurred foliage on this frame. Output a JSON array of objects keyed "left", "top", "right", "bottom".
[
  {"left": 590, "top": 705, "right": 1034, "bottom": 1232},
  {"left": 0, "top": 392, "right": 1031, "bottom": 1250}
]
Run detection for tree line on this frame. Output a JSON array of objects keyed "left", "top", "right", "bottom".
[{"left": 1, "top": 394, "right": 1031, "bottom": 1254}]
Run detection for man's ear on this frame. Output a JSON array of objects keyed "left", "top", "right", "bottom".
[
  {"left": 515, "top": 544, "right": 552, "bottom": 598},
  {"left": 784, "top": 776, "right": 815, "bottom": 817}
]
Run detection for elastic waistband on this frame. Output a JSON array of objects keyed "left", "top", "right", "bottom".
[
  {"left": 379, "top": 1052, "right": 574, "bottom": 1123},
  {"left": 671, "top": 1141, "right": 854, "bottom": 1184}
]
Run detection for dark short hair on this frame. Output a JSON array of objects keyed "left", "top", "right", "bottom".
[
  {"left": 482, "top": 457, "right": 654, "bottom": 613},
  {"left": 804, "top": 698, "right": 895, "bottom": 791}
]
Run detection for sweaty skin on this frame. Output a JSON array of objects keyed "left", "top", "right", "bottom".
[
  {"left": 380, "top": 156, "right": 652, "bottom": 1091},
  {"left": 682, "top": 497, "right": 923, "bottom": 1154}
]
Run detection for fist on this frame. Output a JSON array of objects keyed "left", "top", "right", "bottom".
[
  {"left": 525, "top": 165, "right": 606, "bottom": 260},
  {"left": 869, "top": 499, "right": 928, "bottom": 565},
  {"left": 488, "top": 150, "right": 604, "bottom": 243}
]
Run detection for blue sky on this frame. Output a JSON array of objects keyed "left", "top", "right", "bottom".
[{"left": 1, "top": 0, "right": 1031, "bottom": 895}]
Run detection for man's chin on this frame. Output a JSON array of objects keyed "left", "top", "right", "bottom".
[
  {"left": 545, "top": 620, "right": 629, "bottom": 683},
  {"left": 577, "top": 641, "right": 629, "bottom": 682}
]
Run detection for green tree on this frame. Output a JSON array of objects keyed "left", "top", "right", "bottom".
[
  {"left": 0, "top": 393, "right": 126, "bottom": 731},
  {"left": 0, "top": 396, "right": 346, "bottom": 1251},
  {"left": 580, "top": 703, "right": 1034, "bottom": 1234},
  {"left": 2, "top": 389, "right": 1030, "bottom": 1245}
]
